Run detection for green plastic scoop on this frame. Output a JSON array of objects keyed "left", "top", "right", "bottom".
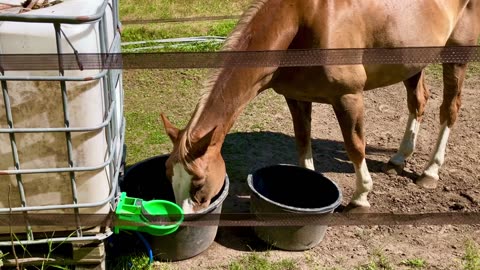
[{"left": 114, "top": 192, "right": 184, "bottom": 236}]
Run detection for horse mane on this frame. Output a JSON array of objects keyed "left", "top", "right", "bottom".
[{"left": 177, "top": 0, "right": 269, "bottom": 165}]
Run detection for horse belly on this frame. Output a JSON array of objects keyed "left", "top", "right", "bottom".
[
  {"left": 271, "top": 65, "right": 367, "bottom": 103},
  {"left": 271, "top": 63, "right": 426, "bottom": 102},
  {"left": 363, "top": 64, "right": 427, "bottom": 90}
]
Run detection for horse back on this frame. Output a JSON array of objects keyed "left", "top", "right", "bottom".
[{"left": 295, "top": 0, "right": 477, "bottom": 48}]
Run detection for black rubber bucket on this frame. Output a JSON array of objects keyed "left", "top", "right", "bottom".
[
  {"left": 247, "top": 164, "right": 342, "bottom": 251},
  {"left": 120, "top": 154, "right": 229, "bottom": 261}
]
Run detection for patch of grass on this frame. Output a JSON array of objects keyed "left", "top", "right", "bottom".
[
  {"left": 355, "top": 251, "right": 394, "bottom": 270},
  {"left": 207, "top": 20, "right": 238, "bottom": 36},
  {"left": 121, "top": 20, "right": 236, "bottom": 52},
  {"left": 466, "top": 62, "right": 480, "bottom": 79},
  {"left": 121, "top": 20, "right": 236, "bottom": 43},
  {"left": 462, "top": 240, "right": 480, "bottom": 270},
  {"left": 400, "top": 258, "right": 427, "bottom": 269},
  {"left": 425, "top": 64, "right": 443, "bottom": 81},
  {"left": 119, "top": 0, "right": 241, "bottom": 54},
  {"left": 119, "top": 0, "right": 245, "bottom": 51},
  {"left": 426, "top": 62, "right": 480, "bottom": 83},
  {"left": 122, "top": 38, "right": 223, "bottom": 53},
  {"left": 107, "top": 253, "right": 152, "bottom": 270},
  {"left": 228, "top": 253, "right": 298, "bottom": 270},
  {"left": 119, "top": 0, "right": 250, "bottom": 20},
  {"left": 152, "top": 262, "right": 178, "bottom": 270},
  {"left": 122, "top": 68, "right": 206, "bottom": 164},
  {"left": 124, "top": 110, "right": 170, "bottom": 163}
]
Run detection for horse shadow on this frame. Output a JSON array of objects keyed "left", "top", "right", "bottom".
[{"left": 214, "top": 131, "right": 398, "bottom": 252}]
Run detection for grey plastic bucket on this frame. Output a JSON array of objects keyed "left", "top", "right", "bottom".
[
  {"left": 121, "top": 154, "right": 229, "bottom": 261},
  {"left": 247, "top": 164, "right": 342, "bottom": 251}
]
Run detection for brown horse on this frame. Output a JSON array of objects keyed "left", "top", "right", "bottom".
[{"left": 161, "top": 0, "right": 480, "bottom": 213}]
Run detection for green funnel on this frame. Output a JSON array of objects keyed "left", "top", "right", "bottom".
[{"left": 114, "top": 192, "right": 184, "bottom": 236}]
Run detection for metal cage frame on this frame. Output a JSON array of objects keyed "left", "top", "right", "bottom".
[{"left": 0, "top": 0, "right": 124, "bottom": 245}]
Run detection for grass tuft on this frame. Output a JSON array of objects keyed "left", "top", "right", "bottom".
[
  {"left": 228, "top": 253, "right": 298, "bottom": 270},
  {"left": 400, "top": 258, "right": 427, "bottom": 269},
  {"left": 355, "top": 251, "right": 394, "bottom": 270},
  {"left": 463, "top": 240, "right": 480, "bottom": 270}
]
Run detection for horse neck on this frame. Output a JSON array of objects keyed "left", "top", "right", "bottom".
[
  {"left": 185, "top": 68, "right": 266, "bottom": 149},
  {"left": 184, "top": 0, "right": 300, "bottom": 148}
]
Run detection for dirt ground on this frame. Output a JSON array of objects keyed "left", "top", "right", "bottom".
[{"left": 155, "top": 71, "right": 480, "bottom": 269}]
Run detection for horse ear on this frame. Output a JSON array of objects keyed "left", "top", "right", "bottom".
[
  {"left": 160, "top": 113, "right": 179, "bottom": 142},
  {"left": 190, "top": 126, "right": 217, "bottom": 158}
]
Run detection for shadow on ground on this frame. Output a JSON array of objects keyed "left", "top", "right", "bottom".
[{"left": 215, "top": 131, "right": 395, "bottom": 252}]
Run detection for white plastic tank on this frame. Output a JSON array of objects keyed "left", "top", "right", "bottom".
[{"left": 0, "top": 0, "right": 122, "bottom": 234}]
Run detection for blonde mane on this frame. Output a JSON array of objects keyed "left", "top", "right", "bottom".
[{"left": 177, "top": 0, "right": 269, "bottom": 163}]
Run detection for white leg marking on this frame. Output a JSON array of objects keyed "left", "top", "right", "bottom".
[
  {"left": 172, "top": 163, "right": 195, "bottom": 214},
  {"left": 351, "top": 159, "right": 373, "bottom": 208},
  {"left": 390, "top": 114, "right": 420, "bottom": 166},
  {"left": 422, "top": 123, "right": 451, "bottom": 181},
  {"left": 300, "top": 144, "right": 315, "bottom": 171}
]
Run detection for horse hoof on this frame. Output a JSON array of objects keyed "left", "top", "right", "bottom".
[
  {"left": 415, "top": 174, "right": 438, "bottom": 189},
  {"left": 343, "top": 204, "right": 371, "bottom": 213},
  {"left": 382, "top": 161, "right": 404, "bottom": 175}
]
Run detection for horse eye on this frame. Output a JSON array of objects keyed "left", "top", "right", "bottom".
[{"left": 191, "top": 178, "right": 205, "bottom": 189}]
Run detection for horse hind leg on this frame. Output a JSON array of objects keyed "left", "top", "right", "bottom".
[
  {"left": 416, "top": 63, "right": 467, "bottom": 189},
  {"left": 285, "top": 98, "right": 315, "bottom": 170},
  {"left": 333, "top": 93, "right": 372, "bottom": 212},
  {"left": 383, "top": 71, "right": 429, "bottom": 175}
]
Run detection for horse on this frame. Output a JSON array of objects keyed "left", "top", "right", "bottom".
[{"left": 160, "top": 0, "right": 480, "bottom": 213}]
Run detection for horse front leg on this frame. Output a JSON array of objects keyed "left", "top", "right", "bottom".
[
  {"left": 333, "top": 93, "right": 372, "bottom": 213},
  {"left": 416, "top": 63, "right": 467, "bottom": 189},
  {"left": 285, "top": 98, "right": 314, "bottom": 170},
  {"left": 384, "top": 70, "right": 429, "bottom": 175}
]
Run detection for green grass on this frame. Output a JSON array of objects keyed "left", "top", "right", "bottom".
[
  {"left": 119, "top": 0, "right": 250, "bottom": 20},
  {"left": 107, "top": 253, "right": 152, "bottom": 270},
  {"left": 122, "top": 68, "right": 209, "bottom": 163},
  {"left": 355, "top": 251, "right": 394, "bottom": 270},
  {"left": 120, "top": 0, "right": 245, "bottom": 52},
  {"left": 355, "top": 253, "right": 428, "bottom": 270},
  {"left": 400, "top": 258, "right": 427, "bottom": 269},
  {"left": 228, "top": 253, "right": 298, "bottom": 270},
  {"left": 463, "top": 240, "right": 480, "bottom": 270},
  {"left": 351, "top": 242, "right": 480, "bottom": 270},
  {"left": 121, "top": 20, "right": 235, "bottom": 52},
  {"left": 121, "top": 20, "right": 236, "bottom": 42}
]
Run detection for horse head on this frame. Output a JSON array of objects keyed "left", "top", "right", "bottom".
[{"left": 160, "top": 114, "right": 226, "bottom": 214}]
